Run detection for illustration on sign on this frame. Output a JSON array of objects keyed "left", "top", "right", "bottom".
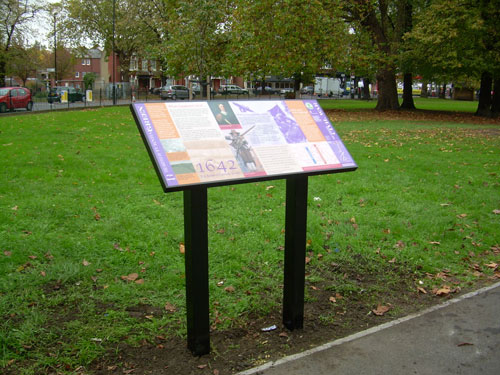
[{"left": 131, "top": 100, "right": 356, "bottom": 189}]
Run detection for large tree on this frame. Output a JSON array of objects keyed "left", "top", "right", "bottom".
[
  {"left": 6, "top": 40, "right": 42, "bottom": 85},
  {"left": 407, "top": 0, "right": 500, "bottom": 117},
  {"left": 154, "top": 0, "right": 231, "bottom": 98},
  {"left": 63, "top": 0, "right": 158, "bottom": 82},
  {"left": 230, "top": 0, "right": 348, "bottom": 94},
  {"left": 0, "top": 0, "right": 40, "bottom": 86},
  {"left": 343, "top": 0, "right": 415, "bottom": 110}
]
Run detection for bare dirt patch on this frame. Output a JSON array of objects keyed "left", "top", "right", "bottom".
[{"left": 87, "top": 262, "right": 451, "bottom": 375}]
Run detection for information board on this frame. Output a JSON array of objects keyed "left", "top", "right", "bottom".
[{"left": 131, "top": 100, "right": 356, "bottom": 191}]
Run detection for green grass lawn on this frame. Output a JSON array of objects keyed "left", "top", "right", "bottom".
[
  {"left": 320, "top": 97, "right": 479, "bottom": 112},
  {"left": 1, "top": 102, "right": 499, "bottom": 374}
]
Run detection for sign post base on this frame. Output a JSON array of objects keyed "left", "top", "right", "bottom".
[
  {"left": 184, "top": 188, "right": 210, "bottom": 356},
  {"left": 283, "top": 176, "right": 308, "bottom": 330}
]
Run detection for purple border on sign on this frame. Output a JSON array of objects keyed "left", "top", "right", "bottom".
[
  {"left": 303, "top": 100, "right": 357, "bottom": 167},
  {"left": 134, "top": 103, "right": 179, "bottom": 186}
]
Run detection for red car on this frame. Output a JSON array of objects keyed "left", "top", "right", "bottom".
[{"left": 0, "top": 87, "right": 33, "bottom": 113}]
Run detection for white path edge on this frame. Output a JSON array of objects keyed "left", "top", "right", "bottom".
[{"left": 237, "top": 280, "right": 500, "bottom": 375}]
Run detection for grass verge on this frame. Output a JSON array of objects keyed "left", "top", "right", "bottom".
[{"left": 0, "top": 103, "right": 499, "bottom": 374}]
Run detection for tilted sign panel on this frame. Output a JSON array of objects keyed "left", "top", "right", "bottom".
[{"left": 131, "top": 100, "right": 356, "bottom": 191}]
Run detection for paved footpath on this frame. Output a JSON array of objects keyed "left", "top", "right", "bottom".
[{"left": 238, "top": 281, "right": 500, "bottom": 375}]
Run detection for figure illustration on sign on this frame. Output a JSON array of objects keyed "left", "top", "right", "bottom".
[
  {"left": 269, "top": 105, "right": 306, "bottom": 143},
  {"left": 225, "top": 127, "right": 257, "bottom": 171}
]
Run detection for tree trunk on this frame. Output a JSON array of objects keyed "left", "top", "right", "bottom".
[
  {"left": 401, "top": 72, "right": 416, "bottom": 109},
  {"left": 0, "top": 58, "right": 6, "bottom": 87},
  {"left": 362, "top": 78, "right": 371, "bottom": 100},
  {"left": 439, "top": 83, "right": 446, "bottom": 99},
  {"left": 420, "top": 80, "right": 428, "bottom": 98},
  {"left": 491, "top": 77, "right": 500, "bottom": 118},
  {"left": 202, "top": 78, "right": 208, "bottom": 99},
  {"left": 375, "top": 69, "right": 399, "bottom": 110},
  {"left": 476, "top": 71, "right": 492, "bottom": 117}
]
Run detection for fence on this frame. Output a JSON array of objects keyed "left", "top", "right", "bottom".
[{"left": 2, "top": 89, "right": 352, "bottom": 115}]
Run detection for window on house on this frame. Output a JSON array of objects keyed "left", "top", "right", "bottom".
[
  {"left": 75, "top": 72, "right": 80, "bottom": 78},
  {"left": 130, "top": 57, "right": 138, "bottom": 71},
  {"left": 82, "top": 59, "right": 86, "bottom": 65},
  {"left": 142, "top": 59, "right": 148, "bottom": 71},
  {"left": 86, "top": 59, "right": 91, "bottom": 65},
  {"left": 150, "top": 60, "right": 156, "bottom": 71}
]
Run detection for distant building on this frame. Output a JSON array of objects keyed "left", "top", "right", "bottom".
[{"left": 57, "top": 49, "right": 162, "bottom": 94}]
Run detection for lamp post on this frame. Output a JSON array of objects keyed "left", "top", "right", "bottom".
[
  {"left": 112, "top": 0, "right": 116, "bottom": 105},
  {"left": 54, "top": 13, "right": 57, "bottom": 86}
]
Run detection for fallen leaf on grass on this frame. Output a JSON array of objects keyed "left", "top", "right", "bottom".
[
  {"left": 135, "top": 279, "right": 144, "bottom": 284},
  {"left": 372, "top": 304, "right": 391, "bottom": 316},
  {"left": 394, "top": 241, "right": 405, "bottom": 249},
  {"left": 40, "top": 271, "right": 46, "bottom": 277},
  {"left": 164, "top": 302, "right": 177, "bottom": 312},
  {"left": 113, "top": 243, "right": 124, "bottom": 251},
  {"left": 305, "top": 257, "right": 311, "bottom": 264},
  {"left": 82, "top": 260, "right": 91, "bottom": 266},
  {"left": 456, "top": 213, "right": 467, "bottom": 218},
  {"left": 485, "top": 263, "right": 498, "bottom": 270},
  {"left": 121, "top": 273, "right": 139, "bottom": 282},
  {"left": 329, "top": 296, "right": 337, "bottom": 303},
  {"left": 433, "top": 285, "right": 451, "bottom": 296},
  {"left": 492, "top": 209, "right": 500, "bottom": 215},
  {"left": 417, "top": 287, "right": 427, "bottom": 294},
  {"left": 197, "top": 364, "right": 207, "bottom": 369},
  {"left": 179, "top": 243, "right": 185, "bottom": 254},
  {"left": 457, "top": 342, "right": 474, "bottom": 347},
  {"left": 4, "top": 251, "right": 12, "bottom": 256},
  {"left": 224, "top": 286, "right": 235, "bottom": 293}
]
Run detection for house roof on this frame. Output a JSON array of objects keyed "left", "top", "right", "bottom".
[{"left": 78, "top": 48, "right": 102, "bottom": 59}]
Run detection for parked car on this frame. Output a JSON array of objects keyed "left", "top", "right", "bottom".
[
  {"left": 218, "top": 85, "right": 248, "bottom": 95},
  {"left": 47, "top": 86, "right": 85, "bottom": 103},
  {"left": 150, "top": 86, "right": 161, "bottom": 95},
  {"left": 192, "top": 83, "right": 215, "bottom": 96},
  {"left": 253, "top": 86, "right": 279, "bottom": 95},
  {"left": 300, "top": 86, "right": 314, "bottom": 95},
  {"left": 280, "top": 88, "right": 294, "bottom": 94},
  {"left": 0, "top": 87, "right": 33, "bottom": 112},
  {"left": 160, "top": 85, "right": 192, "bottom": 100}
]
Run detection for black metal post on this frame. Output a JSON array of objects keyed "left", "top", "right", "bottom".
[
  {"left": 112, "top": 0, "right": 116, "bottom": 105},
  {"left": 283, "top": 175, "right": 308, "bottom": 330},
  {"left": 54, "top": 14, "right": 57, "bottom": 87},
  {"left": 184, "top": 187, "right": 210, "bottom": 356}
]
